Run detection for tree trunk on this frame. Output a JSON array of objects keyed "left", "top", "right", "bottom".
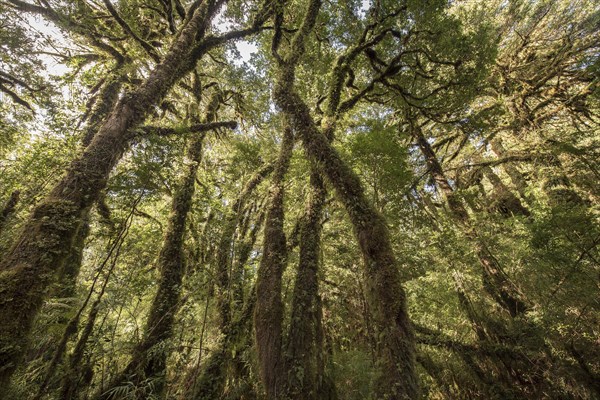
[
  {"left": 412, "top": 124, "right": 529, "bottom": 318},
  {"left": 81, "top": 69, "right": 127, "bottom": 148},
  {"left": 192, "top": 288, "right": 257, "bottom": 400},
  {"left": 55, "top": 217, "right": 90, "bottom": 300},
  {"left": 183, "top": 206, "right": 265, "bottom": 400},
  {"left": 472, "top": 152, "right": 530, "bottom": 217},
  {"left": 0, "top": 4, "right": 237, "bottom": 389},
  {"left": 284, "top": 169, "right": 328, "bottom": 399},
  {"left": 274, "top": 69, "right": 418, "bottom": 399},
  {"left": 254, "top": 119, "right": 294, "bottom": 399},
  {"left": 97, "top": 93, "right": 224, "bottom": 399},
  {"left": 215, "top": 163, "right": 273, "bottom": 331},
  {"left": 490, "top": 138, "right": 534, "bottom": 206}
]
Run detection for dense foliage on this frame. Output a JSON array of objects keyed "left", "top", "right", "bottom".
[{"left": 0, "top": 0, "right": 598, "bottom": 399}]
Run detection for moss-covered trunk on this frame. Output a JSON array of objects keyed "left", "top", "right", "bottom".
[
  {"left": 267, "top": 0, "right": 417, "bottom": 395},
  {"left": 481, "top": 166, "right": 530, "bottom": 217},
  {"left": 489, "top": 138, "right": 534, "bottom": 206},
  {"left": 274, "top": 71, "right": 418, "bottom": 400},
  {"left": 215, "top": 163, "right": 273, "bottom": 331},
  {"left": 96, "top": 95, "right": 224, "bottom": 399},
  {"left": 284, "top": 169, "right": 328, "bottom": 399},
  {"left": 413, "top": 126, "right": 529, "bottom": 318},
  {"left": 183, "top": 207, "right": 265, "bottom": 399},
  {"left": 81, "top": 70, "right": 127, "bottom": 148},
  {"left": 254, "top": 120, "right": 294, "bottom": 399},
  {"left": 192, "top": 288, "right": 258, "bottom": 400},
  {"left": 0, "top": 5, "right": 223, "bottom": 390},
  {"left": 55, "top": 217, "right": 90, "bottom": 301}
]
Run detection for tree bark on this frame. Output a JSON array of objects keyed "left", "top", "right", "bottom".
[
  {"left": 268, "top": 0, "right": 417, "bottom": 396},
  {"left": 489, "top": 138, "right": 534, "bottom": 206},
  {"left": 254, "top": 118, "right": 294, "bottom": 399},
  {"left": 96, "top": 94, "right": 226, "bottom": 399},
  {"left": 183, "top": 206, "right": 265, "bottom": 400},
  {"left": 192, "top": 288, "right": 257, "bottom": 400},
  {"left": 412, "top": 124, "right": 529, "bottom": 318},
  {"left": 284, "top": 169, "right": 328, "bottom": 399},
  {"left": 274, "top": 64, "right": 418, "bottom": 400},
  {"left": 0, "top": 3, "right": 240, "bottom": 389},
  {"left": 215, "top": 163, "right": 273, "bottom": 331}
]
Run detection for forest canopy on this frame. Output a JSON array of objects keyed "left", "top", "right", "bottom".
[{"left": 0, "top": 0, "right": 598, "bottom": 399}]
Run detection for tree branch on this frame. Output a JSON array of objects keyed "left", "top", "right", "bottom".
[
  {"left": 101, "top": 0, "right": 161, "bottom": 62},
  {"left": 134, "top": 120, "right": 238, "bottom": 138}
]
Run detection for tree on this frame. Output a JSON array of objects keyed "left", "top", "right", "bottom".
[{"left": 0, "top": 0, "right": 598, "bottom": 399}]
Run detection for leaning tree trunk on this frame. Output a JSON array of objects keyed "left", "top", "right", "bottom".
[
  {"left": 268, "top": 0, "right": 417, "bottom": 396},
  {"left": 470, "top": 151, "right": 530, "bottom": 217},
  {"left": 192, "top": 287, "right": 258, "bottom": 400},
  {"left": 182, "top": 210, "right": 266, "bottom": 400},
  {"left": 81, "top": 68, "right": 128, "bottom": 148},
  {"left": 254, "top": 119, "right": 294, "bottom": 399},
  {"left": 96, "top": 94, "right": 226, "bottom": 399},
  {"left": 274, "top": 67, "right": 418, "bottom": 400},
  {"left": 0, "top": 3, "right": 246, "bottom": 389},
  {"left": 489, "top": 137, "right": 534, "bottom": 206},
  {"left": 185, "top": 167, "right": 271, "bottom": 399},
  {"left": 284, "top": 168, "right": 329, "bottom": 399},
  {"left": 215, "top": 163, "right": 273, "bottom": 331},
  {"left": 277, "top": 82, "right": 418, "bottom": 400},
  {"left": 412, "top": 124, "right": 529, "bottom": 318}
]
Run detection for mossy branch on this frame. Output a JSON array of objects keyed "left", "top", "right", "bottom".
[
  {"left": 134, "top": 120, "right": 237, "bottom": 138},
  {"left": 101, "top": 0, "right": 161, "bottom": 62}
]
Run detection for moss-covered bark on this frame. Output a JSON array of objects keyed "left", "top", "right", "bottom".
[
  {"left": 182, "top": 206, "right": 264, "bottom": 400},
  {"left": 489, "top": 138, "right": 534, "bottom": 206},
  {"left": 254, "top": 119, "right": 294, "bottom": 399},
  {"left": 81, "top": 71, "right": 127, "bottom": 148},
  {"left": 95, "top": 94, "right": 226, "bottom": 399},
  {"left": 215, "top": 163, "right": 273, "bottom": 331},
  {"left": 269, "top": 1, "right": 418, "bottom": 398},
  {"left": 276, "top": 81, "right": 418, "bottom": 399},
  {"left": 284, "top": 169, "right": 328, "bottom": 400},
  {"left": 192, "top": 289, "right": 257, "bottom": 400},
  {"left": 55, "top": 217, "right": 90, "bottom": 301},
  {"left": 59, "top": 301, "right": 100, "bottom": 400},
  {"left": 482, "top": 166, "right": 530, "bottom": 217},
  {"left": 412, "top": 125, "right": 529, "bottom": 318},
  {"left": 0, "top": 4, "right": 238, "bottom": 390}
]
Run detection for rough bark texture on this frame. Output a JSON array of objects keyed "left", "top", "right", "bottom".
[
  {"left": 55, "top": 218, "right": 90, "bottom": 300},
  {"left": 276, "top": 83, "right": 418, "bottom": 399},
  {"left": 268, "top": 1, "right": 418, "bottom": 397},
  {"left": 192, "top": 289, "right": 257, "bottom": 400},
  {"left": 81, "top": 72, "right": 126, "bottom": 148},
  {"left": 284, "top": 169, "right": 327, "bottom": 400},
  {"left": 215, "top": 163, "right": 273, "bottom": 331},
  {"left": 28, "top": 218, "right": 90, "bottom": 400},
  {"left": 268, "top": 0, "right": 418, "bottom": 397},
  {"left": 97, "top": 94, "right": 225, "bottom": 399},
  {"left": 254, "top": 120, "right": 294, "bottom": 399},
  {"left": 0, "top": 4, "right": 228, "bottom": 390},
  {"left": 413, "top": 126, "right": 529, "bottom": 318}
]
